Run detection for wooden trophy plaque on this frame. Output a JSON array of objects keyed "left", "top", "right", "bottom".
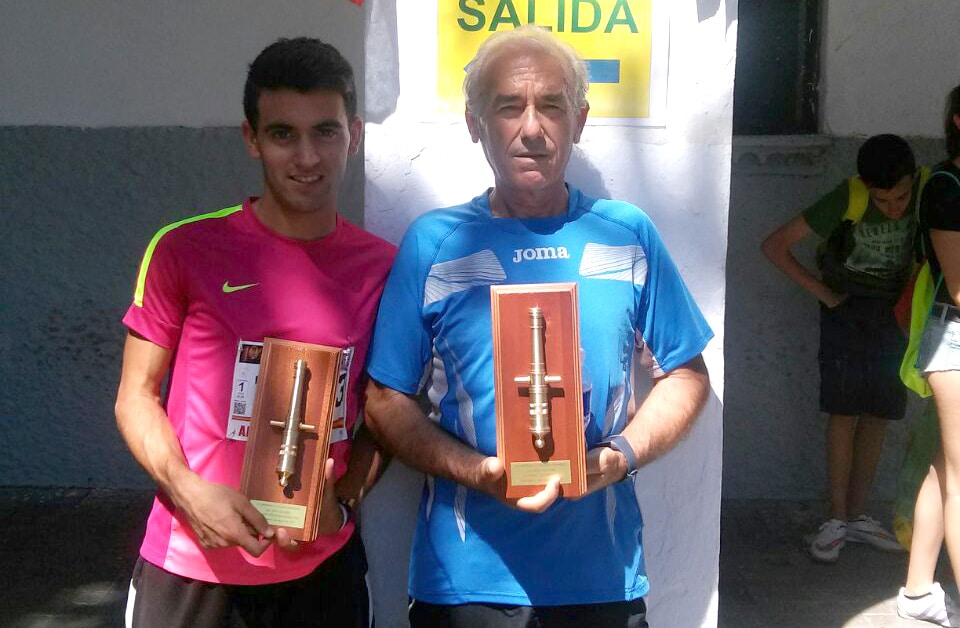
[
  {"left": 240, "top": 337, "right": 342, "bottom": 542},
  {"left": 491, "top": 283, "right": 587, "bottom": 498}
]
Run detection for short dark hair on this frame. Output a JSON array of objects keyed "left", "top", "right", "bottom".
[
  {"left": 856, "top": 134, "right": 915, "bottom": 189},
  {"left": 243, "top": 37, "right": 357, "bottom": 129},
  {"left": 945, "top": 84, "right": 960, "bottom": 160}
]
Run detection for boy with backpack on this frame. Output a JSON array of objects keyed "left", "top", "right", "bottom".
[{"left": 762, "top": 134, "right": 925, "bottom": 563}]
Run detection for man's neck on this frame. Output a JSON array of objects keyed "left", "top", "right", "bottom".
[
  {"left": 489, "top": 183, "right": 569, "bottom": 219},
  {"left": 251, "top": 197, "right": 337, "bottom": 241}
]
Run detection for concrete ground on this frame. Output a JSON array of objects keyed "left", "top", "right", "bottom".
[
  {"left": 721, "top": 499, "right": 954, "bottom": 628},
  {"left": 0, "top": 489, "right": 949, "bottom": 627},
  {"left": 0, "top": 488, "right": 151, "bottom": 628}
]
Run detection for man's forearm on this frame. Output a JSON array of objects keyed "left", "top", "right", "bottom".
[
  {"left": 335, "top": 422, "right": 386, "bottom": 507},
  {"left": 761, "top": 215, "right": 844, "bottom": 307},
  {"left": 621, "top": 354, "right": 710, "bottom": 467},
  {"left": 364, "top": 381, "right": 488, "bottom": 490},
  {"left": 115, "top": 336, "right": 273, "bottom": 553},
  {"left": 114, "top": 332, "right": 198, "bottom": 500},
  {"left": 115, "top": 392, "right": 198, "bottom": 501}
]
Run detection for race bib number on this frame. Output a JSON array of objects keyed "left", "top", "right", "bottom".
[
  {"left": 330, "top": 347, "right": 354, "bottom": 444},
  {"left": 226, "top": 341, "right": 354, "bottom": 443},
  {"left": 227, "top": 341, "right": 263, "bottom": 441}
]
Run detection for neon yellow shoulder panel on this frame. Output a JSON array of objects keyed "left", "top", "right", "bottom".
[
  {"left": 898, "top": 166, "right": 946, "bottom": 397},
  {"left": 918, "top": 165, "right": 932, "bottom": 190},
  {"left": 133, "top": 205, "right": 243, "bottom": 308},
  {"left": 844, "top": 176, "right": 869, "bottom": 222},
  {"left": 899, "top": 262, "right": 936, "bottom": 398}
]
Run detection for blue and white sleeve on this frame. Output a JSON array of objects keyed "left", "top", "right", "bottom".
[
  {"left": 633, "top": 216, "right": 714, "bottom": 377},
  {"left": 366, "top": 223, "right": 434, "bottom": 394}
]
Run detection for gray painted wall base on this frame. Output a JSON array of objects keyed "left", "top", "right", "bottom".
[
  {"left": 0, "top": 126, "right": 363, "bottom": 487},
  {"left": 724, "top": 134, "right": 946, "bottom": 500}
]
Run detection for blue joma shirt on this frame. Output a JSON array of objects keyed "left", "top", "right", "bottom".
[{"left": 367, "top": 186, "right": 713, "bottom": 605}]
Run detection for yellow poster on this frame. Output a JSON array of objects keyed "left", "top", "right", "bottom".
[{"left": 437, "top": 0, "right": 654, "bottom": 119}]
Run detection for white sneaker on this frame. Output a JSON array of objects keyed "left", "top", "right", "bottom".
[
  {"left": 846, "top": 515, "right": 904, "bottom": 552},
  {"left": 809, "top": 518, "right": 846, "bottom": 563},
  {"left": 897, "top": 582, "right": 960, "bottom": 627}
]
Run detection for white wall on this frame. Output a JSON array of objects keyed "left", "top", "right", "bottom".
[
  {"left": 0, "top": 0, "right": 364, "bottom": 127},
  {"left": 822, "top": 0, "right": 960, "bottom": 137},
  {"left": 361, "top": 1, "right": 735, "bottom": 626}
]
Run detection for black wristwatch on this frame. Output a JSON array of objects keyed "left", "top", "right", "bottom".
[
  {"left": 336, "top": 498, "right": 353, "bottom": 531},
  {"left": 599, "top": 434, "right": 639, "bottom": 477}
]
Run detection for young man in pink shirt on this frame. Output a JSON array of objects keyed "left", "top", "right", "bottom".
[{"left": 115, "top": 38, "right": 395, "bottom": 627}]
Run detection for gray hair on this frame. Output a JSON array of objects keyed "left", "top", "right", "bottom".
[{"left": 462, "top": 25, "right": 589, "bottom": 115}]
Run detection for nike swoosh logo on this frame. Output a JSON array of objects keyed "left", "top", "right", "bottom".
[{"left": 222, "top": 281, "right": 259, "bottom": 294}]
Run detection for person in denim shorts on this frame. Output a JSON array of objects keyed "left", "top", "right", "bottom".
[{"left": 898, "top": 84, "right": 960, "bottom": 627}]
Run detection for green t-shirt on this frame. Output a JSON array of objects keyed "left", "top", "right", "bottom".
[{"left": 803, "top": 177, "right": 920, "bottom": 298}]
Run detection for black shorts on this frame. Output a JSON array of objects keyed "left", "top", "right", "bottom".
[
  {"left": 409, "top": 598, "right": 648, "bottom": 628},
  {"left": 818, "top": 297, "right": 907, "bottom": 420},
  {"left": 125, "top": 532, "right": 369, "bottom": 628}
]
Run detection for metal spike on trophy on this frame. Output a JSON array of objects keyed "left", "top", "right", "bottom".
[
  {"left": 513, "top": 306, "right": 563, "bottom": 450},
  {"left": 269, "top": 359, "right": 317, "bottom": 488}
]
